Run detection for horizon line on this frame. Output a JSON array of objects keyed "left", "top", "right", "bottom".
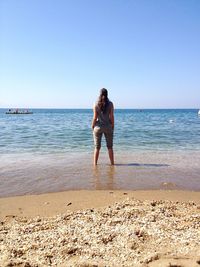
[{"left": 0, "top": 107, "right": 199, "bottom": 110}]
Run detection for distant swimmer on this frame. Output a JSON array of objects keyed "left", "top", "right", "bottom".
[{"left": 169, "top": 119, "right": 175, "bottom": 123}]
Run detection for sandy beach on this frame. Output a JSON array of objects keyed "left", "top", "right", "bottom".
[{"left": 0, "top": 190, "right": 200, "bottom": 266}]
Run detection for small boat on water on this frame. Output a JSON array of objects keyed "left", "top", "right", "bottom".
[
  {"left": 198, "top": 110, "right": 200, "bottom": 116},
  {"left": 6, "top": 109, "right": 33, "bottom": 114}
]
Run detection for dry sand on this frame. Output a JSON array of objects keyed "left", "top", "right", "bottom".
[{"left": 0, "top": 190, "right": 200, "bottom": 266}]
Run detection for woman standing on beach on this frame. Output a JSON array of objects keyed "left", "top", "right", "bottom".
[{"left": 92, "top": 88, "right": 114, "bottom": 165}]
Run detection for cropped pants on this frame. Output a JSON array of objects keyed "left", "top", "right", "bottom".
[{"left": 93, "top": 126, "right": 113, "bottom": 149}]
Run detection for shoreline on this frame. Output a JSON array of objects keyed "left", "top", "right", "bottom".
[
  {"left": 1, "top": 189, "right": 200, "bottom": 220},
  {"left": 1, "top": 150, "right": 200, "bottom": 196}
]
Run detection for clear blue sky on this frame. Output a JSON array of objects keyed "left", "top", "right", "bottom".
[{"left": 0, "top": 0, "right": 200, "bottom": 108}]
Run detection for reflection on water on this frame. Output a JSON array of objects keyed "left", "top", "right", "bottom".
[
  {"left": 93, "top": 165, "right": 115, "bottom": 190},
  {"left": 161, "top": 182, "right": 178, "bottom": 190},
  {"left": 0, "top": 150, "right": 200, "bottom": 197}
]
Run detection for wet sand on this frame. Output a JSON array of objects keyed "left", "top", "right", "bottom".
[{"left": 0, "top": 190, "right": 200, "bottom": 266}]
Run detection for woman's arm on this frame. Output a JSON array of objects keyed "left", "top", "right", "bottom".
[
  {"left": 91, "top": 105, "right": 98, "bottom": 129},
  {"left": 109, "top": 103, "right": 114, "bottom": 130}
]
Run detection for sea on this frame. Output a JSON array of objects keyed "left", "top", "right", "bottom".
[{"left": 0, "top": 108, "right": 200, "bottom": 197}]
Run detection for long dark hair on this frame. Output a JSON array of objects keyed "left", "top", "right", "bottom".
[{"left": 97, "top": 88, "right": 109, "bottom": 113}]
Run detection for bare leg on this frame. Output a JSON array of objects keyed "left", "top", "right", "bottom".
[
  {"left": 108, "top": 148, "right": 114, "bottom": 165},
  {"left": 94, "top": 148, "right": 100, "bottom": 165}
]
